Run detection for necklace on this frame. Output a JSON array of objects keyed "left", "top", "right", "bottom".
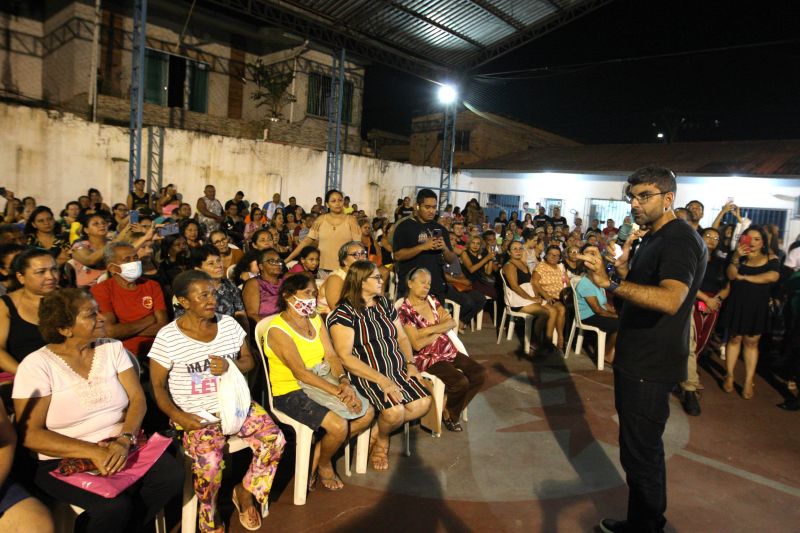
[
  {"left": 326, "top": 213, "right": 346, "bottom": 231},
  {"left": 285, "top": 312, "right": 313, "bottom": 337}
]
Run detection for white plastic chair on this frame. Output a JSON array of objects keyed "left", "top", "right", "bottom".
[
  {"left": 565, "top": 276, "right": 607, "bottom": 371},
  {"left": 54, "top": 502, "right": 166, "bottom": 533},
  {"left": 225, "top": 264, "right": 237, "bottom": 282},
  {"left": 254, "top": 316, "right": 369, "bottom": 506},
  {"left": 496, "top": 271, "right": 534, "bottom": 354},
  {"left": 444, "top": 298, "right": 483, "bottom": 332},
  {"left": 181, "top": 436, "right": 248, "bottom": 533}
]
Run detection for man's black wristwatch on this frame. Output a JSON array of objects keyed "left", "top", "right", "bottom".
[{"left": 607, "top": 281, "right": 620, "bottom": 293}]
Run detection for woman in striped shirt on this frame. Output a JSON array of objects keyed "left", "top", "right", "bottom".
[{"left": 327, "top": 261, "right": 431, "bottom": 471}]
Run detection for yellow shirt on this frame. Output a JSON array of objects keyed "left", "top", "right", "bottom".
[{"left": 263, "top": 314, "right": 325, "bottom": 396}]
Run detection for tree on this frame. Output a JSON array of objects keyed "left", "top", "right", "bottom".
[{"left": 246, "top": 59, "right": 296, "bottom": 120}]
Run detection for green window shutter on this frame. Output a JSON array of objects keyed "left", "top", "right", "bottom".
[
  {"left": 188, "top": 62, "right": 208, "bottom": 113},
  {"left": 144, "top": 49, "right": 167, "bottom": 106}
]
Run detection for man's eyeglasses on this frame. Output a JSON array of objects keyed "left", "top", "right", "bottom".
[
  {"left": 212, "top": 238, "right": 229, "bottom": 245},
  {"left": 348, "top": 251, "right": 368, "bottom": 257},
  {"left": 264, "top": 259, "right": 284, "bottom": 266},
  {"left": 625, "top": 191, "right": 668, "bottom": 204}
]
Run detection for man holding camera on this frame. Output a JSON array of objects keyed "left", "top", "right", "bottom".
[{"left": 393, "top": 188, "right": 457, "bottom": 304}]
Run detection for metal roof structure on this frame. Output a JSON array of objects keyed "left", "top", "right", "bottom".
[
  {"left": 462, "top": 140, "right": 800, "bottom": 177},
  {"left": 198, "top": 0, "right": 614, "bottom": 77}
]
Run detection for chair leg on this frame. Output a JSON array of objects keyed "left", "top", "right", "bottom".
[
  {"left": 496, "top": 309, "right": 508, "bottom": 344},
  {"left": 506, "top": 316, "right": 515, "bottom": 341},
  {"left": 523, "top": 316, "right": 532, "bottom": 354},
  {"left": 420, "top": 374, "right": 444, "bottom": 437},
  {"left": 181, "top": 455, "right": 198, "bottom": 533},
  {"left": 597, "top": 331, "right": 606, "bottom": 371},
  {"left": 344, "top": 441, "right": 351, "bottom": 477},
  {"left": 155, "top": 510, "right": 167, "bottom": 533},
  {"left": 404, "top": 422, "right": 411, "bottom": 457},
  {"left": 293, "top": 426, "right": 314, "bottom": 506},
  {"left": 475, "top": 310, "right": 484, "bottom": 331},
  {"left": 355, "top": 428, "right": 370, "bottom": 474},
  {"left": 565, "top": 320, "right": 577, "bottom": 359},
  {"left": 461, "top": 407, "right": 468, "bottom": 422},
  {"left": 492, "top": 301, "right": 497, "bottom": 327},
  {"left": 575, "top": 331, "right": 584, "bottom": 356}
]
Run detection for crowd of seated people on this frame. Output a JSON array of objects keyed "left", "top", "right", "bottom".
[{"left": 0, "top": 181, "right": 798, "bottom": 532}]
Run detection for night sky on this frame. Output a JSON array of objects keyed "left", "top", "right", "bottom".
[{"left": 361, "top": 0, "right": 800, "bottom": 144}]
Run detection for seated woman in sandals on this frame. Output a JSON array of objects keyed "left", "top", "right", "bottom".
[
  {"left": 397, "top": 267, "right": 487, "bottom": 432},
  {"left": 148, "top": 271, "right": 285, "bottom": 533},
  {"left": 263, "top": 273, "right": 375, "bottom": 490},
  {"left": 327, "top": 261, "right": 431, "bottom": 471}
]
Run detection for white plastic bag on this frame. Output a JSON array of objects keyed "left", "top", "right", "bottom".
[{"left": 217, "top": 361, "right": 251, "bottom": 435}]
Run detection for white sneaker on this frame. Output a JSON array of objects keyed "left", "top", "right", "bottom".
[{"left": 720, "top": 345, "right": 726, "bottom": 361}]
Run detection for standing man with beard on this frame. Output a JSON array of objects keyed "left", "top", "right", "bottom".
[
  {"left": 580, "top": 167, "right": 706, "bottom": 533},
  {"left": 685, "top": 200, "right": 705, "bottom": 232}
]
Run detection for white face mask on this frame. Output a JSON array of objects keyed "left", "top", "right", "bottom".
[{"left": 118, "top": 260, "right": 142, "bottom": 282}]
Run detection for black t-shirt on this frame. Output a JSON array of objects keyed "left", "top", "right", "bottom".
[
  {"left": 550, "top": 216, "right": 568, "bottom": 229},
  {"left": 616, "top": 218, "right": 707, "bottom": 383},
  {"left": 699, "top": 256, "right": 727, "bottom": 294},
  {"left": 396, "top": 207, "right": 414, "bottom": 220},
  {"left": 533, "top": 214, "right": 550, "bottom": 228},
  {"left": 392, "top": 216, "right": 452, "bottom": 299}
]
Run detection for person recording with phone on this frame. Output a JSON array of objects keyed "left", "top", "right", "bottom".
[
  {"left": 718, "top": 226, "right": 780, "bottom": 400},
  {"left": 392, "top": 189, "right": 457, "bottom": 304}
]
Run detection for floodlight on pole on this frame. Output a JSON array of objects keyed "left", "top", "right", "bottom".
[{"left": 438, "top": 84, "right": 457, "bottom": 105}]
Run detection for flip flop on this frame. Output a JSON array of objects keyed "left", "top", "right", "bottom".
[
  {"left": 318, "top": 471, "right": 344, "bottom": 491},
  {"left": 232, "top": 485, "right": 261, "bottom": 531},
  {"left": 369, "top": 441, "right": 390, "bottom": 471}
]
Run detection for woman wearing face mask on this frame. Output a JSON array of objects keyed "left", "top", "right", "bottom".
[
  {"left": 264, "top": 274, "right": 374, "bottom": 490},
  {"left": 0, "top": 249, "right": 59, "bottom": 376},
  {"left": 284, "top": 190, "right": 362, "bottom": 273}
]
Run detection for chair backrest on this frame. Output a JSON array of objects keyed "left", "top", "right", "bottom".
[
  {"left": 226, "top": 264, "right": 237, "bottom": 282},
  {"left": 254, "top": 315, "right": 279, "bottom": 411},
  {"left": 569, "top": 276, "right": 589, "bottom": 328},
  {"left": 499, "top": 268, "right": 516, "bottom": 305}
]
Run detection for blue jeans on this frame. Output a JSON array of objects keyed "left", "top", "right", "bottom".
[{"left": 614, "top": 367, "right": 675, "bottom": 533}]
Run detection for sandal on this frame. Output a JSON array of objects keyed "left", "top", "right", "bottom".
[
  {"left": 723, "top": 375, "right": 734, "bottom": 393},
  {"left": 442, "top": 416, "right": 463, "bottom": 432},
  {"left": 369, "top": 440, "right": 390, "bottom": 471},
  {"left": 232, "top": 485, "right": 261, "bottom": 531},
  {"left": 307, "top": 472, "right": 318, "bottom": 492}
]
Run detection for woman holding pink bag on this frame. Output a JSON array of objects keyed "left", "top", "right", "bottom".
[{"left": 12, "top": 289, "right": 183, "bottom": 533}]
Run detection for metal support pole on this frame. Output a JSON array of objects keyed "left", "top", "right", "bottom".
[
  {"left": 325, "top": 49, "right": 346, "bottom": 194},
  {"left": 438, "top": 103, "right": 457, "bottom": 209},
  {"left": 146, "top": 126, "right": 164, "bottom": 196},
  {"left": 128, "top": 0, "right": 147, "bottom": 192},
  {"left": 88, "top": 0, "right": 102, "bottom": 122}
]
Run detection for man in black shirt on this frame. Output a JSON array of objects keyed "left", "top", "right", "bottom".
[
  {"left": 550, "top": 206, "right": 568, "bottom": 230},
  {"left": 392, "top": 189, "right": 457, "bottom": 303},
  {"left": 685, "top": 200, "right": 704, "bottom": 232},
  {"left": 533, "top": 205, "right": 550, "bottom": 228},
  {"left": 580, "top": 166, "right": 706, "bottom": 533}
]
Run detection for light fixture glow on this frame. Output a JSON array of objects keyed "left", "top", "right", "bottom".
[
  {"left": 437, "top": 84, "right": 457, "bottom": 104},
  {"left": 656, "top": 132, "right": 665, "bottom": 139}
]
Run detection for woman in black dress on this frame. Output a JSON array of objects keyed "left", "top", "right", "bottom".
[
  {"left": 327, "top": 261, "right": 430, "bottom": 471},
  {"left": 720, "top": 226, "right": 780, "bottom": 399}
]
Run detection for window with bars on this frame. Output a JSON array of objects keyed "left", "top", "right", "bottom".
[
  {"left": 718, "top": 207, "right": 788, "bottom": 238},
  {"left": 454, "top": 130, "right": 470, "bottom": 151},
  {"left": 306, "top": 72, "right": 353, "bottom": 123},
  {"left": 584, "top": 198, "right": 631, "bottom": 227},
  {"left": 144, "top": 49, "right": 208, "bottom": 113}
]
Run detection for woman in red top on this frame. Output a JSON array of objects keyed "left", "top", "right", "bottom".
[{"left": 397, "top": 267, "right": 486, "bottom": 432}]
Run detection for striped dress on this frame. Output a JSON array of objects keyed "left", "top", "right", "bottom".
[{"left": 327, "top": 296, "right": 429, "bottom": 411}]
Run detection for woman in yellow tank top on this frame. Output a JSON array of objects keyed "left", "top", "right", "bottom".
[{"left": 263, "top": 273, "right": 374, "bottom": 491}]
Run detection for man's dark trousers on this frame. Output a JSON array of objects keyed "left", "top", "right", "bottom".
[{"left": 614, "top": 367, "right": 675, "bottom": 533}]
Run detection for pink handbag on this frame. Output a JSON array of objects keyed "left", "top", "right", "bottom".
[{"left": 49, "top": 433, "right": 172, "bottom": 498}]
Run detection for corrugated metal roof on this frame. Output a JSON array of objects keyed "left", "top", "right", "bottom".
[
  {"left": 462, "top": 140, "right": 800, "bottom": 177},
  {"left": 220, "top": 0, "right": 614, "bottom": 74}
]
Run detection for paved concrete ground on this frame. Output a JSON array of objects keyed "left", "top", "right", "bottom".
[{"left": 218, "top": 324, "right": 800, "bottom": 533}]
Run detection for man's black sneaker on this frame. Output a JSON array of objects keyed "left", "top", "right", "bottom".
[
  {"left": 599, "top": 518, "right": 627, "bottom": 533},
  {"left": 681, "top": 390, "right": 701, "bottom": 416}
]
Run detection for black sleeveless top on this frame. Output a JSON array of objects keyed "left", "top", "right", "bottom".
[
  {"left": 130, "top": 191, "right": 151, "bottom": 211},
  {"left": 2, "top": 294, "right": 46, "bottom": 363},
  {"left": 512, "top": 262, "right": 531, "bottom": 284},
  {"left": 464, "top": 251, "right": 484, "bottom": 282}
]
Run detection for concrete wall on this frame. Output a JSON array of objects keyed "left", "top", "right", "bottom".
[
  {"left": 0, "top": 102, "right": 437, "bottom": 216},
  {"left": 0, "top": 10, "right": 44, "bottom": 100}
]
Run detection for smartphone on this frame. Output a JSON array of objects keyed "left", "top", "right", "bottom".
[
  {"left": 129, "top": 210, "right": 139, "bottom": 223},
  {"left": 158, "top": 223, "right": 179, "bottom": 237},
  {"left": 431, "top": 228, "right": 442, "bottom": 239},
  {"left": 739, "top": 234, "right": 751, "bottom": 247}
]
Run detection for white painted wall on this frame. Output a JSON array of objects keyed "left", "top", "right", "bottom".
[
  {"left": 458, "top": 170, "right": 800, "bottom": 246},
  {"left": 0, "top": 103, "right": 439, "bottom": 215}
]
